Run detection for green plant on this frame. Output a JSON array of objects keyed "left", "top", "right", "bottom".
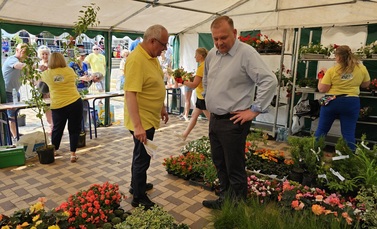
[
  {"left": 299, "top": 43, "right": 333, "bottom": 56},
  {"left": 353, "top": 136, "right": 377, "bottom": 188},
  {"left": 288, "top": 135, "right": 325, "bottom": 176},
  {"left": 114, "top": 205, "right": 189, "bottom": 229},
  {"left": 21, "top": 43, "right": 50, "bottom": 147},
  {"left": 297, "top": 77, "right": 318, "bottom": 88},
  {"left": 356, "top": 185, "right": 377, "bottom": 228},
  {"left": 20, "top": 4, "right": 100, "bottom": 149}
]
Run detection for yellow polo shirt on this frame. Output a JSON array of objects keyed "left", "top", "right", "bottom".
[
  {"left": 84, "top": 53, "right": 106, "bottom": 75},
  {"left": 322, "top": 64, "right": 370, "bottom": 96},
  {"left": 41, "top": 67, "right": 80, "bottom": 109},
  {"left": 124, "top": 45, "right": 165, "bottom": 130},
  {"left": 195, "top": 61, "right": 204, "bottom": 99}
]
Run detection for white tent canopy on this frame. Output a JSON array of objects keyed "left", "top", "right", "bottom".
[{"left": 0, "top": 0, "right": 377, "bottom": 34}]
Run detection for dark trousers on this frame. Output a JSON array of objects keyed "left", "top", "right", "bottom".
[
  {"left": 130, "top": 127, "right": 155, "bottom": 199},
  {"left": 51, "top": 98, "right": 83, "bottom": 152},
  {"left": 315, "top": 96, "right": 360, "bottom": 151},
  {"left": 209, "top": 115, "right": 251, "bottom": 200}
]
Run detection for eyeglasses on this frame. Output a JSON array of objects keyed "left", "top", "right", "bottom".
[{"left": 154, "top": 38, "right": 168, "bottom": 47}]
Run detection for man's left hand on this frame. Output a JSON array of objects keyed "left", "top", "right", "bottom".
[
  {"left": 230, "top": 109, "right": 259, "bottom": 125},
  {"left": 161, "top": 107, "right": 169, "bottom": 124}
]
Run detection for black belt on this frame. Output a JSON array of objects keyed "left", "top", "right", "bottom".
[{"left": 211, "top": 113, "right": 235, "bottom": 119}]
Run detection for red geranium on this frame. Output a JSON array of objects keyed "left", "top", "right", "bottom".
[{"left": 55, "top": 182, "right": 124, "bottom": 228}]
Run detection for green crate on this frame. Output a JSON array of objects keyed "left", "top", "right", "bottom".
[{"left": 0, "top": 146, "right": 25, "bottom": 168}]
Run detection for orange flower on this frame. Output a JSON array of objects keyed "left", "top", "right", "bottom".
[
  {"left": 342, "top": 212, "right": 353, "bottom": 225},
  {"left": 312, "top": 204, "right": 325, "bottom": 215}
]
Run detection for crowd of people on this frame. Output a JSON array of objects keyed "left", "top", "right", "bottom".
[{"left": 1, "top": 15, "right": 371, "bottom": 212}]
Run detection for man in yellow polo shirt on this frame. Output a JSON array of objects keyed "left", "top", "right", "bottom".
[
  {"left": 124, "top": 24, "right": 169, "bottom": 210},
  {"left": 84, "top": 45, "right": 106, "bottom": 76}
]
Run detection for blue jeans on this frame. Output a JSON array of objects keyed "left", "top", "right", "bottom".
[{"left": 315, "top": 96, "right": 360, "bottom": 151}]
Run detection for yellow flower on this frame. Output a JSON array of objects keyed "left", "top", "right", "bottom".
[
  {"left": 48, "top": 225, "right": 60, "bottom": 229},
  {"left": 29, "top": 202, "right": 43, "bottom": 213},
  {"left": 35, "top": 220, "right": 42, "bottom": 226},
  {"left": 1, "top": 226, "right": 11, "bottom": 229},
  {"left": 32, "top": 214, "right": 40, "bottom": 222}
]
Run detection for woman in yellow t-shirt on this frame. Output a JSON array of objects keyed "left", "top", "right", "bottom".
[
  {"left": 315, "top": 45, "right": 370, "bottom": 151},
  {"left": 178, "top": 48, "right": 210, "bottom": 141},
  {"left": 41, "top": 53, "right": 83, "bottom": 162}
]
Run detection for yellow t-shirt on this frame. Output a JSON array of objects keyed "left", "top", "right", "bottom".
[
  {"left": 124, "top": 45, "right": 165, "bottom": 131},
  {"left": 41, "top": 67, "right": 81, "bottom": 109},
  {"left": 84, "top": 53, "right": 106, "bottom": 75},
  {"left": 195, "top": 61, "right": 204, "bottom": 100},
  {"left": 322, "top": 64, "right": 370, "bottom": 96}
]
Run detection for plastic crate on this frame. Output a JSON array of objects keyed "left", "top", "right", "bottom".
[{"left": 0, "top": 145, "right": 25, "bottom": 168}]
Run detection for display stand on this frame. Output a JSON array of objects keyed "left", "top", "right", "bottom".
[{"left": 166, "top": 88, "right": 181, "bottom": 115}]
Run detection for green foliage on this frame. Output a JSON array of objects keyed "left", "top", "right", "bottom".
[
  {"left": 288, "top": 135, "right": 325, "bottom": 175},
  {"left": 114, "top": 205, "right": 189, "bottom": 229},
  {"left": 299, "top": 43, "right": 334, "bottom": 56},
  {"left": 356, "top": 185, "right": 377, "bottom": 228},
  {"left": 212, "top": 197, "right": 352, "bottom": 229},
  {"left": 297, "top": 77, "right": 318, "bottom": 88},
  {"left": 321, "top": 138, "right": 357, "bottom": 193},
  {"left": 20, "top": 43, "right": 49, "bottom": 146},
  {"left": 74, "top": 3, "right": 101, "bottom": 41}
]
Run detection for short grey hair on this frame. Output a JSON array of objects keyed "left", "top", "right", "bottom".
[{"left": 143, "top": 24, "right": 167, "bottom": 42}]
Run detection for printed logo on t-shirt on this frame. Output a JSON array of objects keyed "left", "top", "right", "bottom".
[
  {"left": 54, "top": 74, "right": 64, "bottom": 82},
  {"left": 341, "top": 73, "right": 353, "bottom": 80}
]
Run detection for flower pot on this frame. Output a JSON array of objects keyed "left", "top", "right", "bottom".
[
  {"left": 18, "top": 115, "right": 26, "bottom": 127},
  {"left": 301, "top": 53, "right": 326, "bottom": 59},
  {"left": 77, "top": 131, "right": 86, "bottom": 148},
  {"left": 301, "top": 172, "right": 316, "bottom": 187},
  {"left": 175, "top": 77, "right": 183, "bottom": 84},
  {"left": 36, "top": 144, "right": 55, "bottom": 164},
  {"left": 288, "top": 167, "right": 304, "bottom": 183}
]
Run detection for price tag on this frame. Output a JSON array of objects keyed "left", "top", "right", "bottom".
[
  {"left": 330, "top": 168, "right": 345, "bottom": 181},
  {"left": 332, "top": 155, "right": 349, "bottom": 161}
]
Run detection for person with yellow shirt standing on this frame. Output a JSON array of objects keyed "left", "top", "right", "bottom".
[
  {"left": 315, "top": 45, "right": 370, "bottom": 151},
  {"left": 41, "top": 53, "right": 83, "bottom": 163},
  {"left": 124, "top": 24, "right": 169, "bottom": 210},
  {"left": 84, "top": 45, "right": 106, "bottom": 82},
  {"left": 179, "top": 48, "right": 210, "bottom": 141}
]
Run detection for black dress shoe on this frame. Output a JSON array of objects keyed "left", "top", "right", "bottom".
[
  {"left": 129, "top": 183, "right": 153, "bottom": 194},
  {"left": 202, "top": 198, "right": 223, "bottom": 210},
  {"left": 131, "top": 195, "right": 156, "bottom": 210}
]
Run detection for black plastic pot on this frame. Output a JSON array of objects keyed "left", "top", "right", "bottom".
[
  {"left": 36, "top": 144, "right": 55, "bottom": 164},
  {"left": 288, "top": 167, "right": 304, "bottom": 183}
]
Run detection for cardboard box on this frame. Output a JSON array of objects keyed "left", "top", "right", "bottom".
[{"left": 0, "top": 145, "right": 25, "bottom": 168}]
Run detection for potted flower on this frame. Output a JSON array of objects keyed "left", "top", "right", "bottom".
[
  {"left": 171, "top": 67, "right": 186, "bottom": 84},
  {"left": 239, "top": 33, "right": 282, "bottom": 53},
  {"left": 299, "top": 43, "right": 334, "bottom": 59}
]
